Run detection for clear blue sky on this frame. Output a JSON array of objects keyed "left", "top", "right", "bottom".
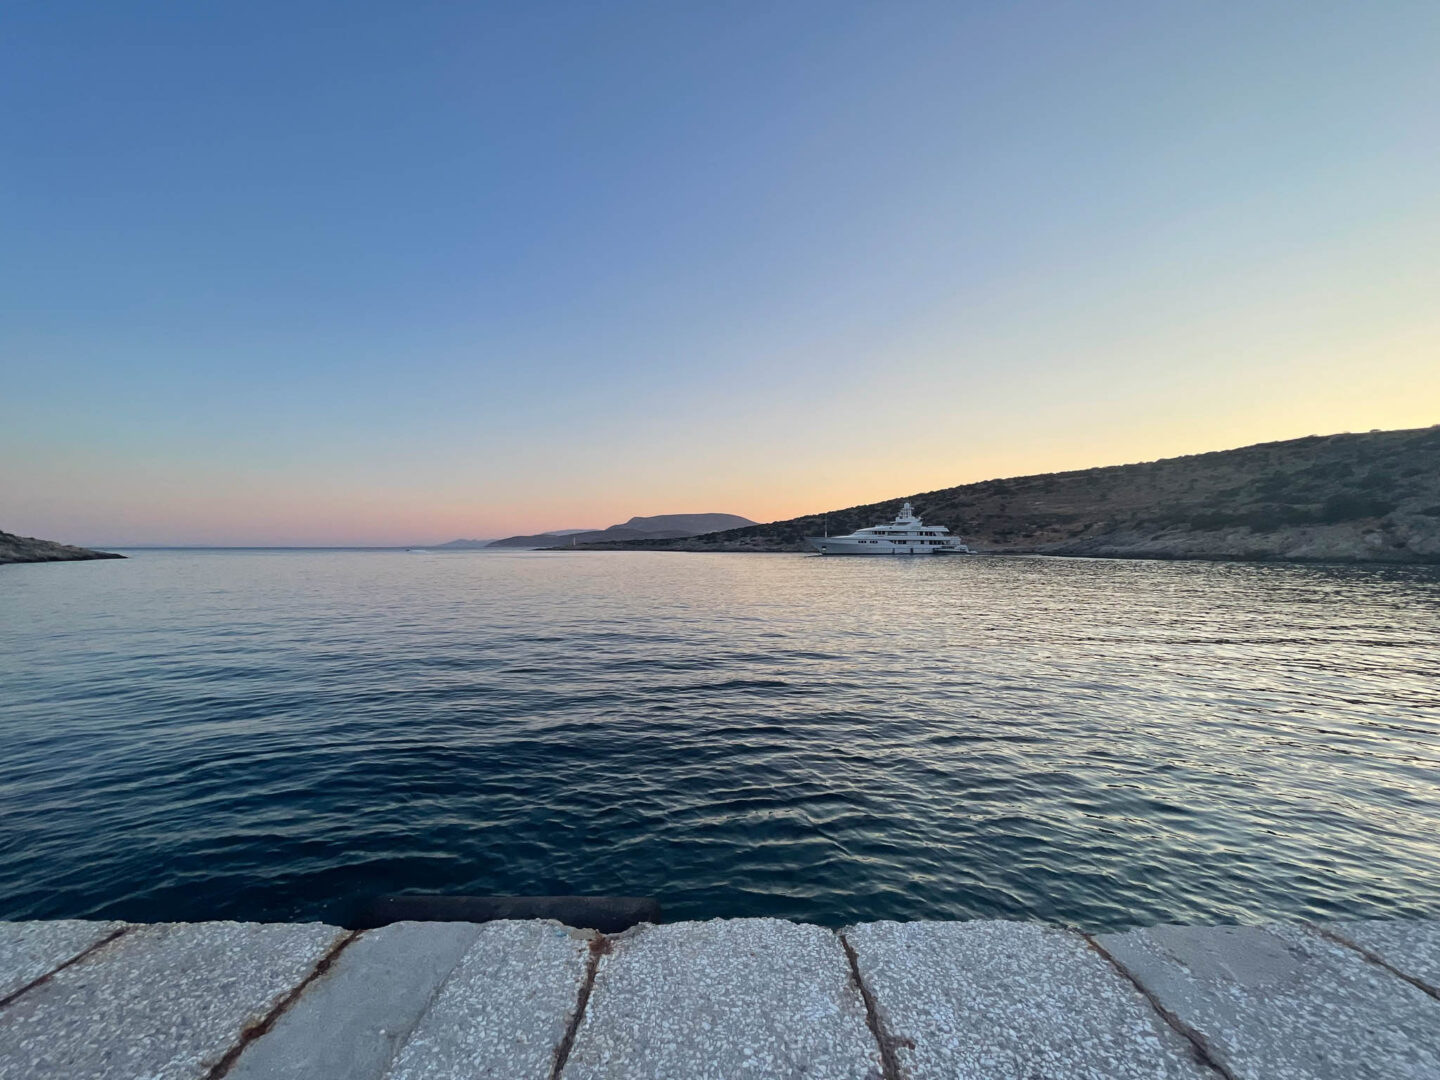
[{"left": 3, "top": 1, "right": 1437, "bottom": 544}]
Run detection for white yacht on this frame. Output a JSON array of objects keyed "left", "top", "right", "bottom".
[{"left": 806, "top": 502, "right": 973, "bottom": 556}]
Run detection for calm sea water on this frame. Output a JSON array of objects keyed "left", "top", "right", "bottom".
[{"left": 2, "top": 549, "right": 1438, "bottom": 929}]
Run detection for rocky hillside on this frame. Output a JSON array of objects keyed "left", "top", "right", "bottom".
[
  {"left": 0, "top": 530, "right": 125, "bottom": 565},
  {"left": 580, "top": 426, "right": 1440, "bottom": 563}
]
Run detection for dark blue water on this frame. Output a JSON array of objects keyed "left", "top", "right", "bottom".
[{"left": 2, "top": 550, "right": 1438, "bottom": 929}]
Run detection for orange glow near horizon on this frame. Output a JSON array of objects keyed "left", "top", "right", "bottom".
[
  {"left": 4, "top": 4, "right": 1439, "bottom": 548},
  {"left": 11, "top": 402, "right": 1436, "bottom": 548}
]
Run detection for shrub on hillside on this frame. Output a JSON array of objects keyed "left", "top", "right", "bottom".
[{"left": 1320, "top": 493, "right": 1395, "bottom": 523}]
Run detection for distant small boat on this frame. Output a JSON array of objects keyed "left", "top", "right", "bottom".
[
  {"left": 806, "top": 502, "right": 973, "bottom": 556},
  {"left": 406, "top": 548, "right": 431, "bottom": 553}
]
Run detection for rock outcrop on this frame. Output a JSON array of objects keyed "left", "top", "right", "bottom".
[{"left": 0, "top": 530, "right": 125, "bottom": 565}]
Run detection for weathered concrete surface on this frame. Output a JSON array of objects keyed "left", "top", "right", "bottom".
[
  {"left": 845, "top": 920, "right": 1211, "bottom": 1080},
  {"left": 1095, "top": 922, "right": 1440, "bottom": 1080},
  {"left": 225, "top": 920, "right": 483, "bottom": 1080},
  {"left": 1322, "top": 918, "right": 1440, "bottom": 996},
  {"left": 3, "top": 916, "right": 1440, "bottom": 1079},
  {"left": 0, "top": 920, "right": 343, "bottom": 1080},
  {"left": 385, "top": 920, "right": 594, "bottom": 1080},
  {"left": 0, "top": 921, "right": 123, "bottom": 1003},
  {"left": 563, "top": 917, "right": 882, "bottom": 1080}
]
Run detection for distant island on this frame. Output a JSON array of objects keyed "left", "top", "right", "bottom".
[
  {"left": 435, "top": 529, "right": 591, "bottom": 550},
  {"left": 441, "top": 513, "right": 756, "bottom": 550},
  {"left": 0, "top": 530, "right": 125, "bottom": 566},
  {"left": 570, "top": 426, "right": 1440, "bottom": 563},
  {"left": 432, "top": 537, "right": 502, "bottom": 550}
]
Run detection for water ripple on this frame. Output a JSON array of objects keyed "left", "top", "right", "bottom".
[{"left": 1, "top": 550, "right": 1438, "bottom": 929}]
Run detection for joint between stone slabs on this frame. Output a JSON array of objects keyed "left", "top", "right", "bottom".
[
  {"left": 838, "top": 930, "right": 907, "bottom": 1080},
  {"left": 549, "top": 932, "right": 610, "bottom": 1080},
  {"left": 1305, "top": 922, "right": 1440, "bottom": 1002},
  {"left": 0, "top": 923, "right": 132, "bottom": 1011},
  {"left": 205, "top": 928, "right": 361, "bottom": 1080},
  {"left": 1081, "top": 932, "right": 1237, "bottom": 1080}
]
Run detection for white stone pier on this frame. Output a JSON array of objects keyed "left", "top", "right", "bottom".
[{"left": 0, "top": 916, "right": 1437, "bottom": 1079}]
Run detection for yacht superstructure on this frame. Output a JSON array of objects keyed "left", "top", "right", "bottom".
[{"left": 806, "top": 503, "right": 973, "bottom": 556}]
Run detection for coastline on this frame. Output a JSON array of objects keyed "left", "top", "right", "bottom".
[
  {"left": 558, "top": 426, "right": 1440, "bottom": 565},
  {"left": 0, "top": 530, "right": 125, "bottom": 566},
  {"left": 551, "top": 539, "right": 1440, "bottom": 565}
]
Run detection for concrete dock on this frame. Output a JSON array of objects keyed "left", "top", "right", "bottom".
[{"left": 1, "top": 917, "right": 1437, "bottom": 1079}]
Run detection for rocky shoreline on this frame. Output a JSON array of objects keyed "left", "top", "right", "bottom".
[
  {"left": 573, "top": 520, "right": 1440, "bottom": 563},
  {"left": 0, "top": 530, "right": 125, "bottom": 566}
]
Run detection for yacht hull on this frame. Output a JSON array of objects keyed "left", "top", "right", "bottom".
[
  {"left": 804, "top": 502, "right": 974, "bottom": 556},
  {"left": 806, "top": 536, "right": 958, "bottom": 555}
]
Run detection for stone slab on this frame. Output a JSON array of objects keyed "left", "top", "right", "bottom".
[
  {"left": 226, "top": 920, "right": 484, "bottom": 1080},
  {"left": 0, "top": 920, "right": 126, "bottom": 1003},
  {"left": 1095, "top": 922, "right": 1440, "bottom": 1080},
  {"left": 845, "top": 919, "right": 1210, "bottom": 1080},
  {"left": 563, "top": 917, "right": 882, "bottom": 1080},
  {"left": 1322, "top": 918, "right": 1440, "bottom": 995},
  {"left": 0, "top": 920, "right": 344, "bottom": 1080},
  {"left": 385, "top": 919, "right": 594, "bottom": 1080}
]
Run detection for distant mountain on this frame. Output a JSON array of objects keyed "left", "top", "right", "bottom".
[
  {"left": 432, "top": 538, "right": 500, "bottom": 550},
  {"left": 485, "top": 513, "right": 756, "bottom": 549},
  {"left": 433, "top": 528, "right": 602, "bottom": 550},
  {"left": 478, "top": 533, "right": 578, "bottom": 549},
  {"left": 1, "top": 530, "right": 125, "bottom": 565},
  {"left": 573, "top": 426, "right": 1440, "bottom": 563}
]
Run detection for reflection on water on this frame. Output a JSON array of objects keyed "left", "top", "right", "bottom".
[{"left": 1, "top": 550, "right": 1437, "bottom": 928}]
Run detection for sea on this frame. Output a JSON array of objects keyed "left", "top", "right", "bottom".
[{"left": 2, "top": 549, "right": 1437, "bottom": 929}]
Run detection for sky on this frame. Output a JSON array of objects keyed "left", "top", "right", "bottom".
[{"left": 2, "top": 2, "right": 1437, "bottom": 546}]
